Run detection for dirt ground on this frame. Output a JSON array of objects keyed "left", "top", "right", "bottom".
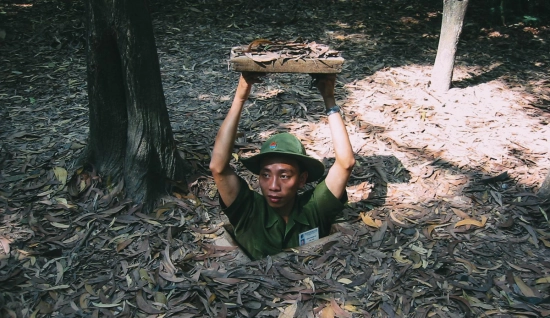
[{"left": 1, "top": 0, "right": 550, "bottom": 317}]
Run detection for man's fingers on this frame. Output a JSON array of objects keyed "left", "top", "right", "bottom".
[
  {"left": 309, "top": 73, "right": 336, "bottom": 100},
  {"left": 242, "top": 72, "right": 266, "bottom": 83},
  {"left": 310, "top": 74, "right": 336, "bottom": 87},
  {"left": 310, "top": 73, "right": 336, "bottom": 81},
  {"left": 310, "top": 74, "right": 336, "bottom": 89}
]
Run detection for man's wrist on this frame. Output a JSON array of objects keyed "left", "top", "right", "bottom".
[
  {"left": 235, "top": 86, "right": 251, "bottom": 101},
  {"left": 326, "top": 106, "right": 340, "bottom": 116}
]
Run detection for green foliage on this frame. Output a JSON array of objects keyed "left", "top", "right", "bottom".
[
  {"left": 476, "top": 0, "right": 549, "bottom": 26},
  {"left": 522, "top": 15, "right": 540, "bottom": 26}
]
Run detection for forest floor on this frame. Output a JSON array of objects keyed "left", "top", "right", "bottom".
[{"left": 1, "top": 0, "right": 550, "bottom": 317}]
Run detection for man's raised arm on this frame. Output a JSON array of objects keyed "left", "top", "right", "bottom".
[
  {"left": 209, "top": 73, "right": 261, "bottom": 207},
  {"left": 314, "top": 74, "right": 355, "bottom": 199}
]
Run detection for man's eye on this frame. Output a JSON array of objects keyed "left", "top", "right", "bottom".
[
  {"left": 261, "top": 173, "right": 270, "bottom": 178},
  {"left": 281, "top": 175, "right": 289, "bottom": 179}
]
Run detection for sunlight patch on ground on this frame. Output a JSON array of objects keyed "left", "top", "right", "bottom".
[
  {"left": 197, "top": 94, "right": 212, "bottom": 101},
  {"left": 343, "top": 64, "right": 550, "bottom": 203},
  {"left": 251, "top": 87, "right": 284, "bottom": 100},
  {"left": 12, "top": 4, "right": 33, "bottom": 8}
]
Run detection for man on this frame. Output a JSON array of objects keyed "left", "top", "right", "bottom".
[{"left": 209, "top": 73, "right": 355, "bottom": 260}]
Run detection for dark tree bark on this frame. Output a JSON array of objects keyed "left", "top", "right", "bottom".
[
  {"left": 84, "top": 0, "right": 186, "bottom": 209},
  {"left": 430, "top": 0, "right": 469, "bottom": 92},
  {"left": 538, "top": 171, "right": 550, "bottom": 200}
]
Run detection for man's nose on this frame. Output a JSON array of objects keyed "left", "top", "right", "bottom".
[{"left": 268, "top": 177, "right": 280, "bottom": 191}]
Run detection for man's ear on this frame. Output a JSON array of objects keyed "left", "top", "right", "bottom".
[{"left": 298, "top": 171, "right": 308, "bottom": 188}]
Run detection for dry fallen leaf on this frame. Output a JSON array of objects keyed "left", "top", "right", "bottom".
[
  {"left": 91, "top": 302, "right": 121, "bottom": 308},
  {"left": 360, "top": 212, "right": 381, "bottom": 228},
  {"left": 455, "top": 257, "right": 477, "bottom": 275},
  {"left": 79, "top": 293, "right": 89, "bottom": 309},
  {"left": 53, "top": 167, "right": 68, "bottom": 186},
  {"left": 55, "top": 261, "right": 64, "bottom": 285},
  {"left": 116, "top": 238, "right": 134, "bottom": 252},
  {"left": 154, "top": 292, "right": 167, "bottom": 305},
  {"left": 330, "top": 298, "right": 352, "bottom": 318},
  {"left": 278, "top": 303, "right": 297, "bottom": 318},
  {"left": 514, "top": 275, "right": 536, "bottom": 297},
  {"left": 390, "top": 211, "right": 409, "bottom": 227},
  {"left": 535, "top": 276, "right": 550, "bottom": 284},
  {"left": 455, "top": 216, "right": 487, "bottom": 228},
  {"left": 337, "top": 278, "right": 353, "bottom": 285},
  {"left": 0, "top": 237, "right": 12, "bottom": 254},
  {"left": 50, "top": 222, "right": 70, "bottom": 229},
  {"left": 136, "top": 290, "right": 162, "bottom": 314},
  {"left": 393, "top": 248, "right": 412, "bottom": 264},
  {"left": 451, "top": 207, "right": 470, "bottom": 219},
  {"left": 540, "top": 238, "right": 550, "bottom": 248},
  {"left": 320, "top": 305, "right": 335, "bottom": 318}
]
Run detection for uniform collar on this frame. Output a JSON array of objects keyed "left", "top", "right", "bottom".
[
  {"left": 266, "top": 205, "right": 280, "bottom": 228},
  {"left": 265, "top": 195, "right": 310, "bottom": 229},
  {"left": 293, "top": 209, "right": 310, "bottom": 226}
]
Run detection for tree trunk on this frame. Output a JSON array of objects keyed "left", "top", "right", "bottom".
[
  {"left": 84, "top": 0, "right": 186, "bottom": 210},
  {"left": 538, "top": 171, "right": 550, "bottom": 200},
  {"left": 430, "top": 0, "right": 469, "bottom": 92}
]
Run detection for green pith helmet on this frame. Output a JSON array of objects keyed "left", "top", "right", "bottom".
[{"left": 240, "top": 133, "right": 325, "bottom": 183}]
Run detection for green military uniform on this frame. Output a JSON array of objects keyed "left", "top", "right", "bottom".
[{"left": 222, "top": 176, "right": 347, "bottom": 260}]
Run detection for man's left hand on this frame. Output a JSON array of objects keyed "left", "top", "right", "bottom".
[{"left": 311, "top": 73, "right": 336, "bottom": 100}]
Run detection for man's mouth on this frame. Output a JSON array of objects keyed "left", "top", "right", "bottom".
[{"left": 267, "top": 195, "right": 282, "bottom": 203}]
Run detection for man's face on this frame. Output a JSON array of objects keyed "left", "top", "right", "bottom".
[{"left": 258, "top": 156, "right": 308, "bottom": 212}]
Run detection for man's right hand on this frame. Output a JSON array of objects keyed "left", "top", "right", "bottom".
[
  {"left": 210, "top": 72, "right": 265, "bottom": 208},
  {"left": 242, "top": 72, "right": 265, "bottom": 84}
]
